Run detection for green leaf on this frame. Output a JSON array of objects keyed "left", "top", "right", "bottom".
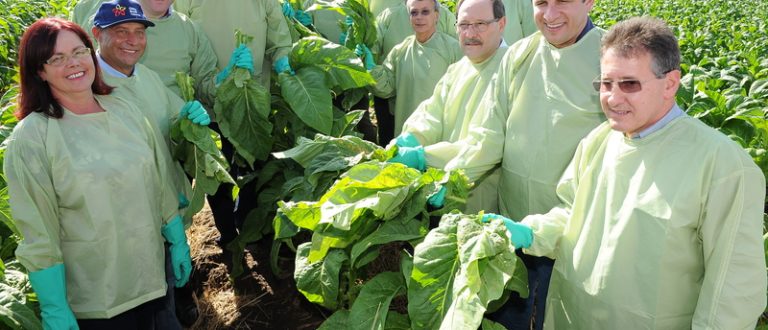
[
  {"left": 348, "top": 272, "right": 406, "bottom": 330},
  {"left": 318, "top": 310, "right": 350, "bottom": 330},
  {"left": 481, "top": 318, "right": 508, "bottom": 330},
  {"left": 213, "top": 68, "right": 273, "bottom": 165},
  {"left": 384, "top": 312, "right": 411, "bottom": 330},
  {"left": 331, "top": 109, "right": 366, "bottom": 137},
  {"left": 279, "top": 67, "right": 334, "bottom": 134},
  {"left": 350, "top": 217, "right": 424, "bottom": 267},
  {"left": 408, "top": 214, "right": 460, "bottom": 329},
  {"left": 290, "top": 36, "right": 375, "bottom": 90},
  {"left": 0, "top": 282, "right": 41, "bottom": 330},
  {"left": 294, "top": 242, "right": 348, "bottom": 310}
]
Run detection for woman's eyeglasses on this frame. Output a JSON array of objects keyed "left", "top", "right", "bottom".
[{"left": 45, "top": 47, "right": 92, "bottom": 67}]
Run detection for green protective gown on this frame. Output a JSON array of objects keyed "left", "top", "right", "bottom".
[
  {"left": 101, "top": 63, "right": 193, "bottom": 214},
  {"left": 374, "top": 2, "right": 457, "bottom": 63},
  {"left": 72, "top": 1, "right": 220, "bottom": 106},
  {"left": 499, "top": 0, "right": 537, "bottom": 46},
  {"left": 4, "top": 95, "right": 179, "bottom": 319},
  {"left": 401, "top": 46, "right": 507, "bottom": 213},
  {"left": 453, "top": 29, "right": 606, "bottom": 221},
  {"left": 173, "top": 0, "right": 292, "bottom": 89},
  {"left": 70, "top": 0, "right": 102, "bottom": 31},
  {"left": 370, "top": 31, "right": 462, "bottom": 134},
  {"left": 522, "top": 118, "right": 767, "bottom": 329},
  {"left": 369, "top": 0, "right": 402, "bottom": 17}
]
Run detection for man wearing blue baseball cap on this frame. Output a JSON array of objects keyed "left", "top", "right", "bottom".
[{"left": 88, "top": 1, "right": 207, "bottom": 329}]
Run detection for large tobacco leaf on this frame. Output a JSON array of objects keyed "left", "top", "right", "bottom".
[
  {"left": 347, "top": 271, "right": 406, "bottom": 330},
  {"left": 409, "top": 213, "right": 523, "bottom": 330},
  {"left": 294, "top": 242, "right": 348, "bottom": 309},
  {"left": 278, "top": 66, "right": 333, "bottom": 135},
  {"left": 212, "top": 31, "right": 273, "bottom": 167},
  {"left": 171, "top": 72, "right": 235, "bottom": 223},
  {"left": 289, "top": 36, "right": 374, "bottom": 90}
]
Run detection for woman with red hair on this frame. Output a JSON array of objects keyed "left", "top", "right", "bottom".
[{"left": 5, "top": 17, "right": 190, "bottom": 329}]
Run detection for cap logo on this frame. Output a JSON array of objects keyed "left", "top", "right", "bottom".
[{"left": 112, "top": 4, "right": 126, "bottom": 16}]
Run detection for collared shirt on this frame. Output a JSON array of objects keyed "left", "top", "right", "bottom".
[
  {"left": 575, "top": 17, "right": 595, "bottom": 43},
  {"left": 97, "top": 53, "right": 133, "bottom": 78},
  {"left": 632, "top": 103, "right": 686, "bottom": 139}
]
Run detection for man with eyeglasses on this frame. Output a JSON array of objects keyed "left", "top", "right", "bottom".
[
  {"left": 489, "top": 16, "right": 767, "bottom": 328},
  {"left": 383, "top": 0, "right": 509, "bottom": 214},
  {"left": 447, "top": 0, "right": 606, "bottom": 328},
  {"left": 357, "top": 0, "right": 462, "bottom": 137}
]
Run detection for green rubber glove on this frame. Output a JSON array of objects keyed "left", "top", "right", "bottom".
[
  {"left": 178, "top": 192, "right": 190, "bottom": 210},
  {"left": 28, "top": 264, "right": 79, "bottom": 330},
  {"left": 388, "top": 146, "right": 426, "bottom": 171},
  {"left": 296, "top": 10, "right": 312, "bottom": 26},
  {"left": 427, "top": 186, "right": 446, "bottom": 208},
  {"left": 281, "top": 1, "right": 295, "bottom": 17},
  {"left": 273, "top": 56, "right": 294, "bottom": 75},
  {"left": 162, "top": 215, "right": 192, "bottom": 287},
  {"left": 393, "top": 132, "right": 421, "bottom": 148},
  {"left": 482, "top": 213, "right": 533, "bottom": 249},
  {"left": 179, "top": 100, "right": 210, "bottom": 126},
  {"left": 354, "top": 44, "right": 375, "bottom": 70},
  {"left": 216, "top": 45, "right": 254, "bottom": 85}
]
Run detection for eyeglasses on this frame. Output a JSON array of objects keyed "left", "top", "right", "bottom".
[
  {"left": 456, "top": 18, "right": 500, "bottom": 33},
  {"left": 592, "top": 69, "right": 674, "bottom": 93},
  {"left": 45, "top": 47, "right": 92, "bottom": 67},
  {"left": 409, "top": 9, "right": 434, "bottom": 17}
]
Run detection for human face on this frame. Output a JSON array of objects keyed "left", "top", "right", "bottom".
[
  {"left": 599, "top": 48, "right": 680, "bottom": 137},
  {"left": 457, "top": 0, "right": 505, "bottom": 63},
  {"left": 93, "top": 22, "right": 147, "bottom": 76},
  {"left": 408, "top": 0, "right": 439, "bottom": 43},
  {"left": 140, "top": 0, "right": 173, "bottom": 19},
  {"left": 533, "top": 0, "right": 593, "bottom": 48},
  {"left": 38, "top": 30, "right": 96, "bottom": 101}
]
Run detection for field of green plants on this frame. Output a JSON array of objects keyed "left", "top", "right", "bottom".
[{"left": 0, "top": 0, "right": 766, "bottom": 328}]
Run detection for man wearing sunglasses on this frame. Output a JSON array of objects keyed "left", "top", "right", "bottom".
[
  {"left": 447, "top": 0, "right": 605, "bottom": 328},
  {"left": 490, "top": 17, "right": 767, "bottom": 328},
  {"left": 358, "top": 0, "right": 462, "bottom": 138}
]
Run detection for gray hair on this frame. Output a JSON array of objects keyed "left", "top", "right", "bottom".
[{"left": 601, "top": 16, "right": 680, "bottom": 77}]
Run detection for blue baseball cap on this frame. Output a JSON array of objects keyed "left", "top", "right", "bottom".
[{"left": 93, "top": 0, "right": 155, "bottom": 29}]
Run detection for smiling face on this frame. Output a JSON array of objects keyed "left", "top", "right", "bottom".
[
  {"left": 38, "top": 29, "right": 96, "bottom": 102},
  {"left": 407, "top": 0, "right": 439, "bottom": 42},
  {"left": 599, "top": 48, "right": 680, "bottom": 137},
  {"left": 533, "top": 0, "right": 593, "bottom": 48},
  {"left": 457, "top": 0, "right": 505, "bottom": 63},
  {"left": 93, "top": 22, "right": 147, "bottom": 76},
  {"left": 139, "top": 0, "right": 173, "bottom": 19}
]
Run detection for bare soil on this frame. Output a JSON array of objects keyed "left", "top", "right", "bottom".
[{"left": 186, "top": 205, "right": 327, "bottom": 329}]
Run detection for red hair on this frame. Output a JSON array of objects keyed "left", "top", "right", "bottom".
[{"left": 17, "top": 17, "right": 113, "bottom": 119}]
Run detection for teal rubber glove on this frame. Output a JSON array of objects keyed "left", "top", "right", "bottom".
[
  {"left": 393, "top": 132, "right": 421, "bottom": 148},
  {"left": 427, "top": 186, "right": 446, "bottom": 208},
  {"left": 178, "top": 192, "right": 190, "bottom": 209},
  {"left": 281, "top": 1, "right": 295, "bottom": 17},
  {"left": 28, "top": 264, "right": 79, "bottom": 330},
  {"left": 482, "top": 213, "right": 533, "bottom": 249},
  {"left": 162, "top": 215, "right": 192, "bottom": 287},
  {"left": 296, "top": 10, "right": 312, "bottom": 26},
  {"left": 273, "top": 56, "right": 295, "bottom": 75},
  {"left": 354, "top": 44, "right": 375, "bottom": 70},
  {"left": 339, "top": 16, "right": 353, "bottom": 44},
  {"left": 179, "top": 100, "right": 210, "bottom": 126},
  {"left": 216, "top": 45, "right": 254, "bottom": 85},
  {"left": 388, "top": 146, "right": 426, "bottom": 171}
]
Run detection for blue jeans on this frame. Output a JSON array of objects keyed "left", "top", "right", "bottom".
[{"left": 488, "top": 252, "right": 553, "bottom": 330}]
